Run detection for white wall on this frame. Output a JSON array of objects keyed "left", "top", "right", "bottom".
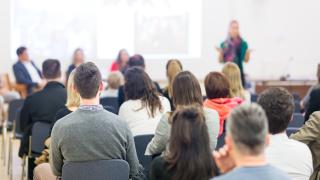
[{"left": 1, "top": 0, "right": 320, "bottom": 81}]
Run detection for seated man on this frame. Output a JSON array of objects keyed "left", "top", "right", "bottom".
[
  {"left": 213, "top": 104, "right": 290, "bottom": 180},
  {"left": 13, "top": 46, "right": 44, "bottom": 94},
  {"left": 258, "top": 87, "right": 313, "bottom": 180},
  {"left": 50, "top": 62, "right": 145, "bottom": 180},
  {"left": 19, "top": 59, "right": 66, "bottom": 178},
  {"left": 291, "top": 112, "right": 320, "bottom": 180}
]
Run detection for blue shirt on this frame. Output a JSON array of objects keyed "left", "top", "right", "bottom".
[{"left": 213, "top": 165, "right": 291, "bottom": 180}]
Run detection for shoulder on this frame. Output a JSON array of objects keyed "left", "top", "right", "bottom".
[
  {"left": 13, "top": 61, "right": 22, "bottom": 69},
  {"left": 159, "top": 96, "right": 171, "bottom": 110},
  {"left": 203, "top": 107, "right": 219, "bottom": 118}
]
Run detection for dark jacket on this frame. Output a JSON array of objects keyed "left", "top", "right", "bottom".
[
  {"left": 305, "top": 86, "right": 320, "bottom": 121},
  {"left": 13, "top": 61, "right": 42, "bottom": 94},
  {"left": 19, "top": 81, "right": 67, "bottom": 157}
]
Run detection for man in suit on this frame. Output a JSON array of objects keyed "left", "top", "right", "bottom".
[
  {"left": 19, "top": 59, "right": 67, "bottom": 179},
  {"left": 13, "top": 46, "right": 44, "bottom": 94}
]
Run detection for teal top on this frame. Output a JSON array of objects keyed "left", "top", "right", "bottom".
[{"left": 220, "top": 39, "right": 248, "bottom": 72}]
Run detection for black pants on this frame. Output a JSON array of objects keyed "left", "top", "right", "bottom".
[
  {"left": 28, "top": 157, "right": 36, "bottom": 180},
  {"left": 240, "top": 69, "right": 246, "bottom": 88}
]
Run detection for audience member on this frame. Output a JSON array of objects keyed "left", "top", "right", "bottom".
[
  {"left": 19, "top": 59, "right": 66, "bottom": 178},
  {"left": 291, "top": 112, "right": 320, "bottom": 180},
  {"left": 66, "top": 48, "right": 85, "bottom": 80},
  {"left": 118, "top": 54, "right": 162, "bottom": 106},
  {"left": 222, "top": 62, "right": 250, "bottom": 103},
  {"left": 119, "top": 67, "right": 171, "bottom": 136},
  {"left": 101, "top": 71, "right": 124, "bottom": 98},
  {"left": 258, "top": 87, "right": 313, "bottom": 180},
  {"left": 150, "top": 106, "right": 217, "bottom": 180},
  {"left": 0, "top": 74, "right": 20, "bottom": 102},
  {"left": 162, "top": 59, "right": 183, "bottom": 110},
  {"left": 304, "top": 86, "right": 320, "bottom": 121},
  {"left": 50, "top": 62, "right": 145, "bottom": 179},
  {"left": 146, "top": 71, "right": 219, "bottom": 155},
  {"left": 110, "top": 49, "right": 130, "bottom": 73},
  {"left": 213, "top": 104, "right": 290, "bottom": 180},
  {"left": 13, "top": 46, "right": 44, "bottom": 94},
  {"left": 203, "top": 72, "right": 242, "bottom": 135},
  {"left": 301, "top": 63, "right": 320, "bottom": 111}
]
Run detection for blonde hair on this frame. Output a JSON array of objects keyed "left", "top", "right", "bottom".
[
  {"left": 107, "top": 71, "right": 124, "bottom": 89},
  {"left": 65, "top": 70, "right": 81, "bottom": 108},
  {"left": 166, "top": 59, "right": 183, "bottom": 97},
  {"left": 222, "top": 62, "right": 246, "bottom": 99}
]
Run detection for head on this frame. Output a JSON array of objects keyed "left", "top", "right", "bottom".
[
  {"left": 172, "top": 71, "right": 203, "bottom": 108},
  {"left": 124, "top": 67, "right": 162, "bottom": 117},
  {"left": 42, "top": 59, "right": 61, "bottom": 81},
  {"left": 72, "top": 48, "right": 85, "bottom": 65},
  {"left": 166, "top": 59, "right": 183, "bottom": 96},
  {"left": 107, "top": 71, "right": 124, "bottom": 90},
  {"left": 222, "top": 62, "right": 245, "bottom": 99},
  {"left": 229, "top": 20, "right": 240, "bottom": 38},
  {"left": 257, "top": 88, "right": 294, "bottom": 134},
  {"left": 226, "top": 104, "right": 269, "bottom": 157},
  {"left": 16, "top": 46, "right": 29, "bottom": 62},
  {"left": 204, "top": 72, "right": 230, "bottom": 99},
  {"left": 117, "top": 49, "right": 130, "bottom": 65},
  {"left": 65, "top": 70, "right": 81, "bottom": 109},
  {"left": 166, "top": 106, "right": 215, "bottom": 180},
  {"left": 74, "top": 62, "right": 103, "bottom": 100},
  {"left": 128, "top": 54, "right": 145, "bottom": 69}
]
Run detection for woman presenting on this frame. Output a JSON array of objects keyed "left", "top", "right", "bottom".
[{"left": 217, "top": 20, "right": 251, "bottom": 86}]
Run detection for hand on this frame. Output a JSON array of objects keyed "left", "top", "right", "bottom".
[
  {"left": 37, "top": 80, "right": 46, "bottom": 88},
  {"left": 213, "top": 145, "right": 235, "bottom": 174},
  {"left": 215, "top": 46, "right": 222, "bottom": 52}
]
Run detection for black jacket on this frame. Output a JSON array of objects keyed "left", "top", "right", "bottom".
[
  {"left": 19, "top": 81, "right": 67, "bottom": 157},
  {"left": 305, "top": 87, "right": 320, "bottom": 122}
]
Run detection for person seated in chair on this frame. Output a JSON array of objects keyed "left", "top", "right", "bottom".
[
  {"left": 19, "top": 59, "right": 67, "bottom": 179},
  {"left": 50, "top": 62, "right": 145, "bottom": 180},
  {"left": 13, "top": 46, "right": 44, "bottom": 95}
]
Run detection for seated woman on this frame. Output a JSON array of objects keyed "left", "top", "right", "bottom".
[
  {"left": 66, "top": 48, "right": 85, "bottom": 81},
  {"left": 150, "top": 106, "right": 217, "bottom": 180},
  {"left": 109, "top": 49, "right": 130, "bottom": 73},
  {"left": 146, "top": 71, "right": 220, "bottom": 155},
  {"left": 203, "top": 72, "right": 242, "bottom": 135},
  {"left": 162, "top": 59, "right": 183, "bottom": 110},
  {"left": 119, "top": 67, "right": 171, "bottom": 136},
  {"left": 33, "top": 70, "right": 80, "bottom": 180},
  {"left": 101, "top": 71, "right": 124, "bottom": 98},
  {"left": 222, "top": 62, "right": 251, "bottom": 103}
]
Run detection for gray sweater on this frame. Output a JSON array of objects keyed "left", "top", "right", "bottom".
[{"left": 50, "top": 107, "right": 144, "bottom": 180}]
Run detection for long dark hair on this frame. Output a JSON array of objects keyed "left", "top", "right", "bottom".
[
  {"left": 172, "top": 71, "right": 203, "bottom": 108},
  {"left": 124, "top": 67, "right": 163, "bottom": 117},
  {"left": 165, "top": 106, "right": 215, "bottom": 180}
]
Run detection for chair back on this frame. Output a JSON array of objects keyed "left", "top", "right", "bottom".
[
  {"left": 7, "top": 99, "right": 24, "bottom": 124},
  {"left": 14, "top": 108, "right": 23, "bottom": 139},
  {"left": 100, "top": 97, "right": 119, "bottom": 114},
  {"left": 62, "top": 159, "right": 130, "bottom": 180},
  {"left": 134, "top": 134, "right": 154, "bottom": 170},
  {"left": 289, "top": 113, "right": 304, "bottom": 128},
  {"left": 286, "top": 127, "right": 299, "bottom": 136},
  {"left": 30, "top": 122, "right": 51, "bottom": 155},
  {"left": 251, "top": 93, "right": 258, "bottom": 103}
]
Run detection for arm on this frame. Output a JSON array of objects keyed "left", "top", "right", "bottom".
[
  {"left": 145, "top": 114, "right": 170, "bottom": 155},
  {"left": 205, "top": 109, "right": 220, "bottom": 150},
  {"left": 216, "top": 46, "right": 224, "bottom": 63},
  {"left": 20, "top": 99, "right": 31, "bottom": 132},
  {"left": 13, "top": 65, "right": 37, "bottom": 86},
  {"left": 291, "top": 111, "right": 320, "bottom": 145},
  {"left": 244, "top": 49, "right": 250, "bottom": 63},
  {"left": 49, "top": 124, "right": 64, "bottom": 176}
]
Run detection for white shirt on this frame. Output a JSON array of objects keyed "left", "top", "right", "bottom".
[
  {"left": 22, "top": 61, "right": 42, "bottom": 83},
  {"left": 100, "top": 89, "right": 118, "bottom": 98},
  {"left": 266, "top": 133, "right": 313, "bottom": 180},
  {"left": 119, "top": 96, "right": 171, "bottom": 136}
]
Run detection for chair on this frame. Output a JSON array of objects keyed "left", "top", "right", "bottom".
[
  {"left": 28, "top": 122, "right": 51, "bottom": 157},
  {"left": 100, "top": 97, "right": 119, "bottom": 114},
  {"left": 7, "top": 99, "right": 25, "bottom": 131},
  {"left": 216, "top": 133, "right": 226, "bottom": 150},
  {"left": 294, "top": 100, "right": 301, "bottom": 113},
  {"left": 62, "top": 159, "right": 130, "bottom": 180},
  {"left": 251, "top": 93, "right": 258, "bottom": 103},
  {"left": 134, "top": 134, "right": 154, "bottom": 170},
  {"left": 286, "top": 127, "right": 299, "bottom": 136},
  {"left": 288, "top": 113, "right": 304, "bottom": 128}
]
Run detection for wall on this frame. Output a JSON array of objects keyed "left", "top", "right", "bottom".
[{"left": 0, "top": 0, "right": 11, "bottom": 74}]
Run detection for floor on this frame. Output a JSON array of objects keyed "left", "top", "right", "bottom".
[{"left": 0, "top": 130, "right": 24, "bottom": 180}]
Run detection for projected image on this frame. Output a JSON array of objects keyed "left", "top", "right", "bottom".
[{"left": 135, "top": 14, "right": 189, "bottom": 55}]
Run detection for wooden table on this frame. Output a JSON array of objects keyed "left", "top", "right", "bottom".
[{"left": 255, "top": 80, "right": 316, "bottom": 98}]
